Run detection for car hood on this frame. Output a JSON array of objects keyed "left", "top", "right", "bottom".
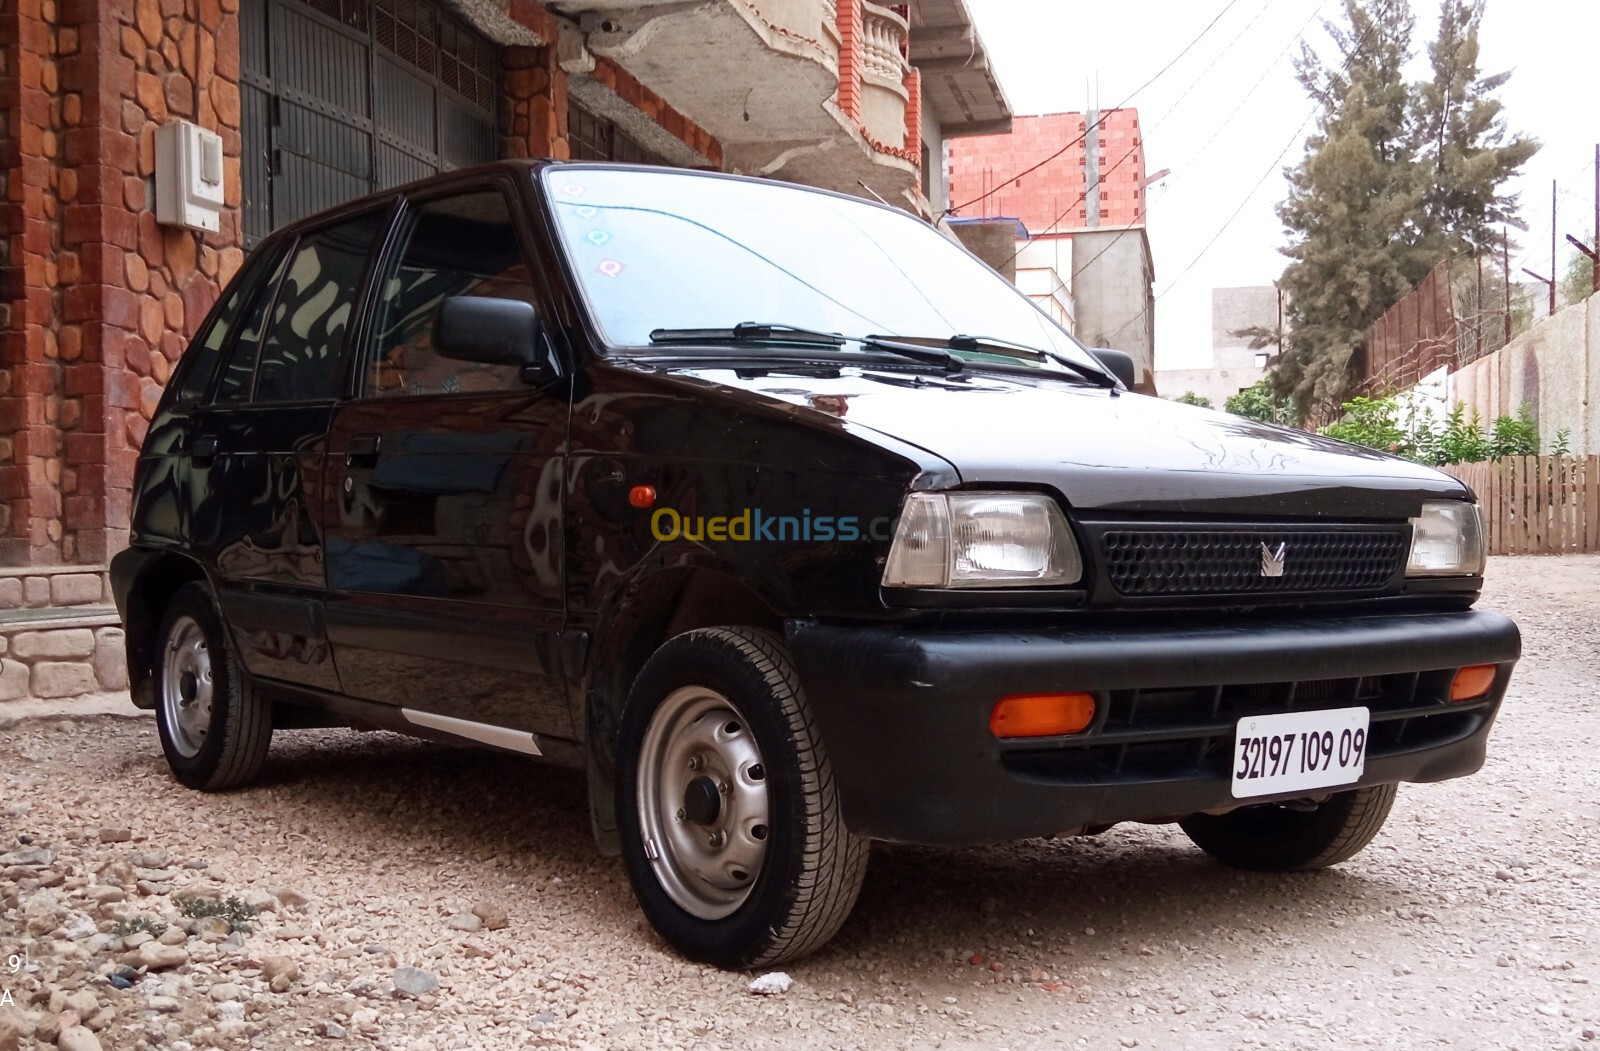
[{"left": 654, "top": 363, "right": 1467, "bottom": 519}]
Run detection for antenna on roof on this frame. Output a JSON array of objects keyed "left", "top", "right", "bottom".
[{"left": 857, "top": 181, "right": 892, "bottom": 207}]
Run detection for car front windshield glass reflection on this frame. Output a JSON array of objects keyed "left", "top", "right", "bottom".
[{"left": 541, "top": 167, "right": 1101, "bottom": 371}]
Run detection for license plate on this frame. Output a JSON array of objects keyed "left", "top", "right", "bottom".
[{"left": 1231, "top": 707, "right": 1370, "bottom": 799}]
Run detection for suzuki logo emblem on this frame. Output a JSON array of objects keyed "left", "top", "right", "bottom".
[{"left": 1259, "top": 542, "right": 1287, "bottom": 578}]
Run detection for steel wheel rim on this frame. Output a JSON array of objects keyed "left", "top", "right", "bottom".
[
  {"left": 637, "top": 686, "right": 771, "bottom": 920},
  {"left": 160, "top": 614, "right": 214, "bottom": 758}
]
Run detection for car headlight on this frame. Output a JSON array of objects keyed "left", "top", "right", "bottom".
[
  {"left": 883, "top": 492, "right": 1082, "bottom": 588},
  {"left": 1407, "top": 501, "right": 1486, "bottom": 577}
]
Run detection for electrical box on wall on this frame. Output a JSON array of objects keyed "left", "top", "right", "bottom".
[{"left": 154, "top": 120, "right": 224, "bottom": 233}]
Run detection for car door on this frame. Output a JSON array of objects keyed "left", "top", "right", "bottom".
[
  {"left": 189, "top": 205, "right": 392, "bottom": 692},
  {"left": 321, "top": 181, "right": 571, "bottom": 741}
]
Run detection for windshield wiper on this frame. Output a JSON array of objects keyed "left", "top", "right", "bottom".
[
  {"left": 855, "top": 336, "right": 963, "bottom": 373},
  {"left": 869, "top": 333, "right": 1119, "bottom": 388},
  {"left": 648, "top": 322, "right": 846, "bottom": 347},
  {"left": 646, "top": 322, "right": 964, "bottom": 372}
]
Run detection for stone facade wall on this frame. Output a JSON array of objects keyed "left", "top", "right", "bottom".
[
  {"left": 0, "top": 621, "right": 126, "bottom": 700},
  {"left": 502, "top": 40, "right": 570, "bottom": 162},
  {"left": 0, "top": 564, "right": 120, "bottom": 703},
  {"left": 0, "top": 0, "right": 243, "bottom": 568},
  {"left": 0, "top": 563, "right": 109, "bottom": 609},
  {"left": 1, "top": 0, "right": 724, "bottom": 584}
]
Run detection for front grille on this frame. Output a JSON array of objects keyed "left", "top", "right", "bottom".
[
  {"left": 1001, "top": 670, "right": 1490, "bottom": 787},
  {"left": 1099, "top": 526, "right": 1408, "bottom": 597}
]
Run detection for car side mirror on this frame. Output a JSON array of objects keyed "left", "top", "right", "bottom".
[
  {"left": 1089, "top": 348, "right": 1137, "bottom": 391},
  {"left": 433, "top": 297, "right": 560, "bottom": 383}
]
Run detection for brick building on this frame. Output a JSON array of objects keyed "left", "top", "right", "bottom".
[
  {"left": 0, "top": 0, "right": 1010, "bottom": 701},
  {"left": 947, "top": 108, "right": 1147, "bottom": 232},
  {"left": 945, "top": 109, "right": 1157, "bottom": 384}
]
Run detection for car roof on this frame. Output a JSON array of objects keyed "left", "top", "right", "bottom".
[{"left": 256, "top": 158, "right": 917, "bottom": 245}]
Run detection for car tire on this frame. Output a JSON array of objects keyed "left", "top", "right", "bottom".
[
  {"left": 615, "top": 626, "right": 868, "bottom": 969},
  {"left": 1178, "top": 783, "right": 1398, "bottom": 871},
  {"left": 153, "top": 582, "right": 273, "bottom": 791}
]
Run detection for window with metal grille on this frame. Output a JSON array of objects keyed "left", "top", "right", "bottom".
[{"left": 567, "top": 99, "right": 671, "bottom": 166}]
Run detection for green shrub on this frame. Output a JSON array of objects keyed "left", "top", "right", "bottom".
[
  {"left": 1225, "top": 379, "right": 1292, "bottom": 425},
  {"left": 1488, "top": 405, "right": 1538, "bottom": 459},
  {"left": 111, "top": 916, "right": 168, "bottom": 939},
  {"left": 1320, "top": 396, "right": 1415, "bottom": 457},
  {"left": 1425, "top": 404, "right": 1491, "bottom": 465},
  {"left": 176, "top": 895, "right": 260, "bottom": 933}
]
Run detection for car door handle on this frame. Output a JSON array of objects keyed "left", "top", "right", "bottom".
[
  {"left": 190, "top": 436, "right": 218, "bottom": 465},
  {"left": 345, "top": 433, "right": 382, "bottom": 469}
]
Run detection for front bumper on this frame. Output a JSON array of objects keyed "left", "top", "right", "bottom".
[{"left": 786, "top": 610, "right": 1519, "bottom": 846}]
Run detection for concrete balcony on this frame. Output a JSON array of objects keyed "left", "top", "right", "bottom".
[
  {"left": 560, "top": 0, "right": 923, "bottom": 206},
  {"left": 573, "top": 0, "right": 844, "bottom": 145},
  {"left": 858, "top": 1, "right": 911, "bottom": 148}
]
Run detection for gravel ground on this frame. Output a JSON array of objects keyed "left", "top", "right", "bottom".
[{"left": 2, "top": 555, "right": 1598, "bottom": 1051}]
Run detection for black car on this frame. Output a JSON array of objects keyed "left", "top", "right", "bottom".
[{"left": 112, "top": 161, "right": 1520, "bottom": 969}]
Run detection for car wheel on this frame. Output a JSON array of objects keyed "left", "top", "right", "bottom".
[
  {"left": 153, "top": 582, "right": 272, "bottom": 791},
  {"left": 616, "top": 626, "right": 868, "bottom": 968},
  {"left": 1179, "top": 783, "right": 1398, "bottom": 871}
]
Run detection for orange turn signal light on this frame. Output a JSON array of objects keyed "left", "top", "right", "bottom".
[
  {"left": 1449, "top": 664, "right": 1497, "bottom": 702},
  {"left": 990, "top": 692, "right": 1097, "bottom": 739}
]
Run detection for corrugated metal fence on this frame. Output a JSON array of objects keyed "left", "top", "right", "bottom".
[
  {"left": 1442, "top": 456, "right": 1600, "bottom": 555},
  {"left": 1366, "top": 259, "right": 1459, "bottom": 391}
]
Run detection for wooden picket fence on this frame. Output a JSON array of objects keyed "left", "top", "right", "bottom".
[{"left": 1441, "top": 456, "right": 1600, "bottom": 555}]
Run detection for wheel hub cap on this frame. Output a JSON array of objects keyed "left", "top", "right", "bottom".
[
  {"left": 682, "top": 775, "right": 722, "bottom": 826},
  {"left": 160, "top": 614, "right": 214, "bottom": 759},
  {"left": 637, "top": 687, "right": 771, "bottom": 920}
]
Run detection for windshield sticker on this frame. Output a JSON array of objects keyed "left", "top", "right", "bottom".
[
  {"left": 585, "top": 230, "right": 612, "bottom": 247},
  {"left": 574, "top": 205, "right": 598, "bottom": 219},
  {"left": 595, "top": 259, "right": 626, "bottom": 278},
  {"left": 559, "top": 183, "right": 586, "bottom": 197}
]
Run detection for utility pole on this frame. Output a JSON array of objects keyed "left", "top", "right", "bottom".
[
  {"left": 1475, "top": 253, "right": 1484, "bottom": 360},
  {"left": 1503, "top": 227, "right": 1512, "bottom": 346},
  {"left": 1522, "top": 182, "right": 1558, "bottom": 318},
  {"left": 1551, "top": 179, "right": 1558, "bottom": 316},
  {"left": 1575, "top": 150, "right": 1600, "bottom": 298}
]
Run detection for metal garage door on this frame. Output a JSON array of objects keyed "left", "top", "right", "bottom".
[{"left": 240, "top": 0, "right": 501, "bottom": 246}]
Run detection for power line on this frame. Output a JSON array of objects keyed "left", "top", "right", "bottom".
[
  {"left": 1097, "top": 0, "right": 1397, "bottom": 344},
  {"left": 1511, "top": 154, "right": 1598, "bottom": 272},
  {"left": 947, "top": 0, "right": 1249, "bottom": 216},
  {"left": 995, "top": 0, "right": 1322, "bottom": 276},
  {"left": 1063, "top": 0, "right": 1330, "bottom": 283},
  {"left": 1143, "top": 0, "right": 1397, "bottom": 310}
]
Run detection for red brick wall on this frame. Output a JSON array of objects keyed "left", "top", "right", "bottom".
[
  {"left": 947, "top": 109, "right": 1147, "bottom": 232},
  {"left": 503, "top": 43, "right": 569, "bottom": 161},
  {"left": 0, "top": 0, "right": 242, "bottom": 565},
  {"left": 0, "top": 0, "right": 66, "bottom": 563},
  {"left": 0, "top": 0, "right": 721, "bottom": 569},
  {"left": 836, "top": 0, "right": 862, "bottom": 122},
  {"left": 586, "top": 56, "right": 723, "bottom": 168}
]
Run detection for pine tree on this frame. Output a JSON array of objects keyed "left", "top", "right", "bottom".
[
  {"left": 1267, "top": 0, "right": 1537, "bottom": 420},
  {"left": 1412, "top": 0, "right": 1538, "bottom": 256},
  {"left": 1271, "top": 0, "right": 1428, "bottom": 418}
]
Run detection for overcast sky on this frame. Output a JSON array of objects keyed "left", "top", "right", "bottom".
[{"left": 965, "top": 0, "right": 1598, "bottom": 371}]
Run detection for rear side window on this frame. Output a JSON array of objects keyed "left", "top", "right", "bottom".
[
  {"left": 215, "top": 209, "right": 386, "bottom": 404},
  {"left": 367, "top": 188, "right": 537, "bottom": 397},
  {"left": 254, "top": 210, "right": 386, "bottom": 402},
  {"left": 215, "top": 247, "right": 291, "bottom": 403},
  {"left": 173, "top": 243, "right": 285, "bottom": 406}
]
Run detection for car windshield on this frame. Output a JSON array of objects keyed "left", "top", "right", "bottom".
[{"left": 541, "top": 166, "right": 1104, "bottom": 373}]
